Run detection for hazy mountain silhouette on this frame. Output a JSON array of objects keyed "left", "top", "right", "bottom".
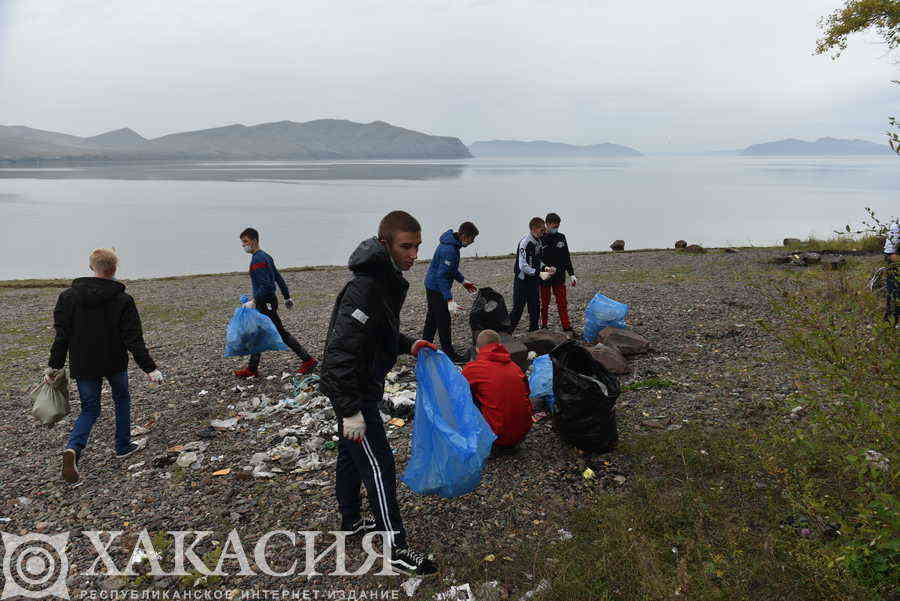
[
  {"left": 742, "top": 137, "right": 888, "bottom": 156},
  {"left": 0, "top": 119, "right": 471, "bottom": 161},
  {"left": 469, "top": 139, "right": 643, "bottom": 157}
]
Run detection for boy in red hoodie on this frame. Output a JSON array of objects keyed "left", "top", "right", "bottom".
[{"left": 462, "top": 329, "right": 533, "bottom": 447}]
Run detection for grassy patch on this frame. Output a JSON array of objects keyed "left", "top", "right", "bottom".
[
  {"left": 784, "top": 234, "right": 884, "bottom": 253},
  {"left": 0, "top": 278, "right": 70, "bottom": 289},
  {"left": 527, "top": 257, "right": 898, "bottom": 600},
  {"left": 622, "top": 377, "right": 676, "bottom": 391}
]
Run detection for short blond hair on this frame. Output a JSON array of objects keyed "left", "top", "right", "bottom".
[{"left": 89, "top": 248, "right": 119, "bottom": 275}]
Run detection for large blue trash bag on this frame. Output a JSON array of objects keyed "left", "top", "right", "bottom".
[
  {"left": 528, "top": 354, "right": 557, "bottom": 414},
  {"left": 583, "top": 292, "right": 628, "bottom": 343},
  {"left": 223, "top": 295, "right": 290, "bottom": 357},
  {"left": 401, "top": 349, "right": 496, "bottom": 498}
]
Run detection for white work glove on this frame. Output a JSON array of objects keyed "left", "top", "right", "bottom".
[
  {"left": 539, "top": 268, "right": 553, "bottom": 281},
  {"left": 570, "top": 275, "right": 578, "bottom": 287},
  {"left": 147, "top": 370, "right": 165, "bottom": 385},
  {"left": 342, "top": 412, "right": 366, "bottom": 442},
  {"left": 447, "top": 300, "right": 462, "bottom": 315},
  {"left": 44, "top": 367, "right": 61, "bottom": 385},
  {"left": 284, "top": 298, "right": 294, "bottom": 310},
  {"left": 242, "top": 298, "right": 256, "bottom": 309}
]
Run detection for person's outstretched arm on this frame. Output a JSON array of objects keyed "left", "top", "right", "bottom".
[
  {"left": 120, "top": 297, "right": 157, "bottom": 373},
  {"left": 268, "top": 256, "right": 291, "bottom": 300},
  {"left": 321, "top": 277, "right": 373, "bottom": 418}
]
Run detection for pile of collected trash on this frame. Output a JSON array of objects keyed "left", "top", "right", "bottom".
[{"left": 195, "top": 371, "right": 419, "bottom": 480}]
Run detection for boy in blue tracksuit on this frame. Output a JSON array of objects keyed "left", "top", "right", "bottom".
[
  {"left": 422, "top": 222, "right": 479, "bottom": 362},
  {"left": 234, "top": 227, "right": 317, "bottom": 377}
]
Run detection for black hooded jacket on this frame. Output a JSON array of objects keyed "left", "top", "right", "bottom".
[
  {"left": 48, "top": 277, "right": 157, "bottom": 379},
  {"left": 539, "top": 231, "right": 575, "bottom": 286},
  {"left": 320, "top": 238, "right": 415, "bottom": 417}
]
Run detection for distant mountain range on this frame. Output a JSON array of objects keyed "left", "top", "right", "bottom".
[
  {"left": 741, "top": 137, "right": 888, "bottom": 156},
  {"left": 0, "top": 120, "right": 472, "bottom": 162},
  {"left": 469, "top": 139, "right": 643, "bottom": 157}
]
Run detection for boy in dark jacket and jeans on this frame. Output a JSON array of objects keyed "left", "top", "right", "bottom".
[
  {"left": 320, "top": 211, "right": 438, "bottom": 576},
  {"left": 46, "top": 248, "right": 163, "bottom": 486},
  {"left": 234, "top": 228, "right": 317, "bottom": 377},
  {"left": 539, "top": 212, "right": 576, "bottom": 331},
  {"left": 422, "top": 221, "right": 479, "bottom": 361}
]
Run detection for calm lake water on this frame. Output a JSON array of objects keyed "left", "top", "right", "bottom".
[{"left": 1, "top": 156, "right": 897, "bottom": 280}]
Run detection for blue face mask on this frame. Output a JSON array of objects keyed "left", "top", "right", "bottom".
[{"left": 548, "top": 227, "right": 559, "bottom": 234}]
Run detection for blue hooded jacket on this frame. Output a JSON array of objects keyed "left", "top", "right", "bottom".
[{"left": 424, "top": 229, "right": 466, "bottom": 300}]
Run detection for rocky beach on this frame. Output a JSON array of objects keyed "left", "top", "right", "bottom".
[{"left": 0, "top": 246, "right": 884, "bottom": 598}]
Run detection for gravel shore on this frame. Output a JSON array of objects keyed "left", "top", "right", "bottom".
[{"left": 0, "top": 247, "right": 813, "bottom": 596}]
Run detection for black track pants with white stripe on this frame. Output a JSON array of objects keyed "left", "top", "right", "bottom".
[{"left": 336, "top": 402, "right": 407, "bottom": 549}]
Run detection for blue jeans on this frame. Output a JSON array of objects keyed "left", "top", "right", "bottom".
[{"left": 67, "top": 371, "right": 132, "bottom": 458}]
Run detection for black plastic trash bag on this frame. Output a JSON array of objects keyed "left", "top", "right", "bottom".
[
  {"left": 549, "top": 340, "right": 620, "bottom": 453},
  {"left": 469, "top": 287, "right": 511, "bottom": 338}
]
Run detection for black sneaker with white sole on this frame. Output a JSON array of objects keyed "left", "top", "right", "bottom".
[
  {"left": 389, "top": 547, "right": 437, "bottom": 576},
  {"left": 62, "top": 449, "right": 80, "bottom": 484},
  {"left": 116, "top": 438, "right": 146, "bottom": 459},
  {"left": 342, "top": 518, "right": 377, "bottom": 540}
]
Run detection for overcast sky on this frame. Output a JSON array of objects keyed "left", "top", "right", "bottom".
[{"left": 1, "top": 0, "right": 896, "bottom": 152}]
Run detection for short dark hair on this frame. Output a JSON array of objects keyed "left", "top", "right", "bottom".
[
  {"left": 545, "top": 213, "right": 561, "bottom": 225},
  {"left": 529, "top": 217, "right": 546, "bottom": 231},
  {"left": 240, "top": 227, "right": 259, "bottom": 241},
  {"left": 458, "top": 221, "right": 479, "bottom": 238},
  {"left": 378, "top": 211, "right": 421, "bottom": 243}
]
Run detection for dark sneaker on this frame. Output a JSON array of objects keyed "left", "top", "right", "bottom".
[
  {"left": 343, "top": 518, "right": 377, "bottom": 539},
  {"left": 116, "top": 438, "right": 146, "bottom": 459},
  {"left": 62, "top": 449, "right": 79, "bottom": 484},
  {"left": 389, "top": 547, "right": 437, "bottom": 576}
]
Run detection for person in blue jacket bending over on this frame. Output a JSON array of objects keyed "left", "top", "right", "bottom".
[{"left": 422, "top": 221, "right": 479, "bottom": 362}]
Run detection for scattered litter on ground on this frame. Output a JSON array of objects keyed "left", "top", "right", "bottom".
[
  {"left": 436, "top": 583, "right": 474, "bottom": 601},
  {"left": 212, "top": 468, "right": 231, "bottom": 477},
  {"left": 198, "top": 390, "right": 208, "bottom": 396}
]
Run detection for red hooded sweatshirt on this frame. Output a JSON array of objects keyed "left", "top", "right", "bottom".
[{"left": 462, "top": 342, "right": 533, "bottom": 447}]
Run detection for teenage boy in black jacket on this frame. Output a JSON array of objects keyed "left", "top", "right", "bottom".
[
  {"left": 539, "top": 212, "right": 576, "bottom": 331},
  {"left": 509, "top": 217, "right": 548, "bottom": 332},
  {"left": 46, "top": 248, "right": 163, "bottom": 486},
  {"left": 320, "top": 211, "right": 438, "bottom": 576}
]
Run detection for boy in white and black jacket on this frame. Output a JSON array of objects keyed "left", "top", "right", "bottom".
[{"left": 509, "top": 217, "right": 547, "bottom": 332}]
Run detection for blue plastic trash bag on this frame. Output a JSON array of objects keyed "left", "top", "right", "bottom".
[
  {"left": 223, "top": 295, "right": 290, "bottom": 357},
  {"left": 583, "top": 292, "right": 628, "bottom": 343},
  {"left": 401, "top": 349, "right": 496, "bottom": 498},
  {"left": 528, "top": 354, "right": 556, "bottom": 413}
]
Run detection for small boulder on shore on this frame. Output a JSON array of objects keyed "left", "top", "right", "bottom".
[
  {"left": 801, "top": 252, "right": 821, "bottom": 265},
  {"left": 521, "top": 330, "right": 570, "bottom": 356},
  {"left": 724, "top": 247, "right": 739, "bottom": 253},
  {"left": 588, "top": 343, "right": 631, "bottom": 374},
  {"left": 674, "top": 240, "right": 687, "bottom": 249},
  {"left": 610, "top": 240, "right": 625, "bottom": 252},
  {"left": 598, "top": 326, "right": 651, "bottom": 356},
  {"left": 823, "top": 255, "right": 847, "bottom": 270},
  {"left": 684, "top": 244, "right": 706, "bottom": 254},
  {"left": 500, "top": 334, "right": 530, "bottom": 370},
  {"left": 783, "top": 238, "right": 802, "bottom": 246}
]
